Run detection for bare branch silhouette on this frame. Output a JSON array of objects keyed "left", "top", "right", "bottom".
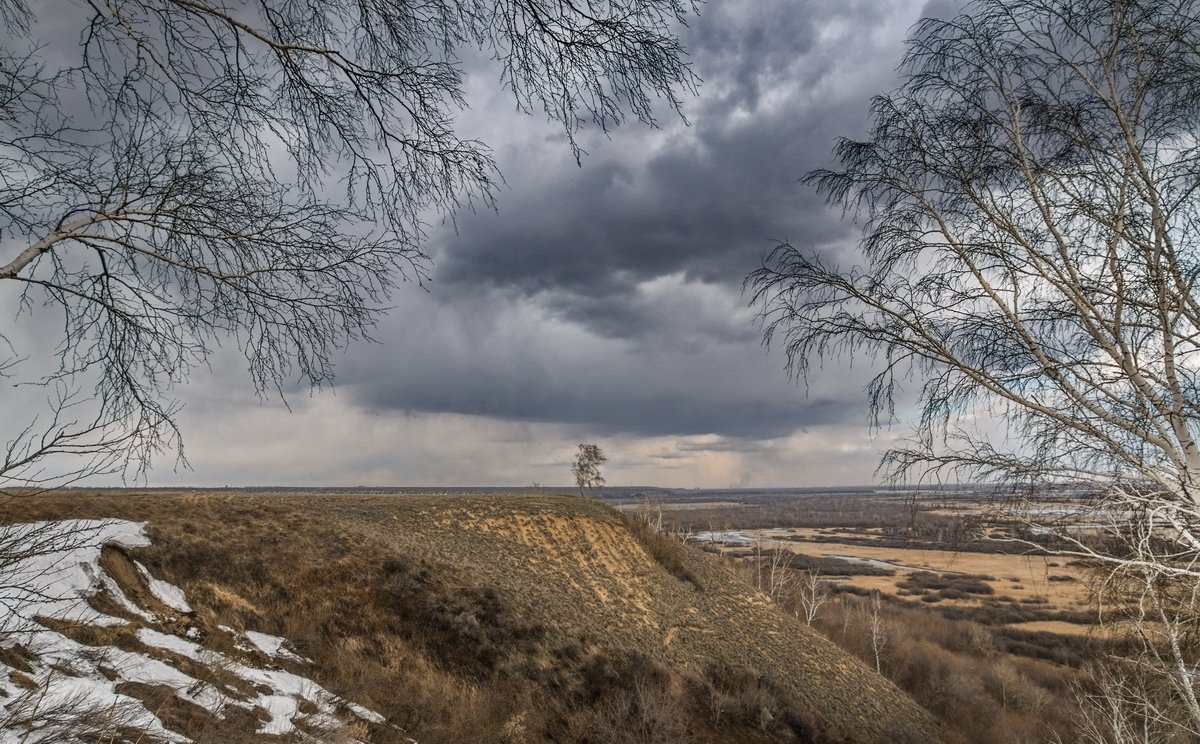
[
  {"left": 0, "top": 0, "right": 699, "bottom": 487},
  {"left": 749, "top": 0, "right": 1200, "bottom": 731}
]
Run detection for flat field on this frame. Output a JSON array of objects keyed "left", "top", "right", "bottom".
[
  {"left": 772, "top": 530, "right": 1089, "bottom": 604},
  {"left": 627, "top": 487, "right": 1110, "bottom": 636}
]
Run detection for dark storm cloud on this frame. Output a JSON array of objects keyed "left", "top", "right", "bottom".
[
  {"left": 351, "top": 369, "right": 845, "bottom": 439},
  {"left": 432, "top": 0, "right": 898, "bottom": 310},
  {"left": 338, "top": 276, "right": 874, "bottom": 440},
  {"left": 334, "top": 0, "right": 924, "bottom": 443},
  {"left": 536, "top": 279, "right": 757, "bottom": 348}
]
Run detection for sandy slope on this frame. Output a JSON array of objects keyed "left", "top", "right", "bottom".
[{"left": 314, "top": 492, "right": 943, "bottom": 743}]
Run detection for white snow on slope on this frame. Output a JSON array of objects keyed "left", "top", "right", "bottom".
[
  {"left": 138, "top": 628, "right": 363, "bottom": 735},
  {"left": 0, "top": 519, "right": 387, "bottom": 743},
  {"left": 0, "top": 520, "right": 148, "bottom": 634},
  {"left": 242, "top": 629, "right": 312, "bottom": 664},
  {"left": 135, "top": 561, "right": 192, "bottom": 613},
  {"left": 218, "top": 623, "right": 311, "bottom": 664}
]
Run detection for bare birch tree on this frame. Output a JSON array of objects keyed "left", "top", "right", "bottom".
[
  {"left": 747, "top": 0, "right": 1200, "bottom": 732},
  {"left": 754, "top": 543, "right": 797, "bottom": 605},
  {"left": 572, "top": 443, "right": 607, "bottom": 497},
  {"left": 1062, "top": 663, "right": 1194, "bottom": 744},
  {"left": 865, "top": 591, "right": 885, "bottom": 675},
  {"left": 0, "top": 0, "right": 698, "bottom": 490},
  {"left": 795, "top": 569, "right": 827, "bottom": 626}
]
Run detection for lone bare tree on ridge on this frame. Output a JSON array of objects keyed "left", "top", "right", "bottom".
[
  {"left": 748, "top": 0, "right": 1200, "bottom": 736},
  {"left": 0, "top": 0, "right": 699, "bottom": 491}
]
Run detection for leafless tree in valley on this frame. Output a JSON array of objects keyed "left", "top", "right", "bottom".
[
  {"left": 795, "top": 570, "right": 827, "bottom": 627},
  {"left": 753, "top": 542, "right": 795, "bottom": 604},
  {"left": 865, "top": 591, "right": 885, "bottom": 675}
]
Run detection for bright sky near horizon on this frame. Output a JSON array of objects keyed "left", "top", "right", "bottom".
[{"left": 14, "top": 1, "right": 957, "bottom": 489}]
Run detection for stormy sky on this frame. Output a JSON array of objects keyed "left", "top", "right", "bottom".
[{"left": 10, "top": 0, "right": 955, "bottom": 488}]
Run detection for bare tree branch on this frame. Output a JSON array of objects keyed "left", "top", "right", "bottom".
[
  {"left": 748, "top": 0, "right": 1200, "bottom": 732},
  {"left": 0, "top": 0, "right": 699, "bottom": 487}
]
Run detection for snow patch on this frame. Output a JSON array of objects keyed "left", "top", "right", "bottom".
[
  {"left": 243, "top": 630, "right": 311, "bottom": 664},
  {"left": 138, "top": 628, "right": 366, "bottom": 736},
  {"left": 135, "top": 561, "right": 192, "bottom": 613},
  {"left": 0, "top": 519, "right": 387, "bottom": 742},
  {"left": 0, "top": 520, "right": 149, "bottom": 640}
]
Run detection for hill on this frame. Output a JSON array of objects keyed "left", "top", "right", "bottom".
[{"left": 0, "top": 491, "right": 943, "bottom": 743}]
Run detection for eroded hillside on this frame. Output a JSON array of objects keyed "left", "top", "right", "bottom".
[{"left": 0, "top": 491, "right": 943, "bottom": 743}]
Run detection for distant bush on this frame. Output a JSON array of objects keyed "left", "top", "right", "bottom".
[
  {"left": 578, "top": 650, "right": 668, "bottom": 703},
  {"left": 898, "top": 572, "right": 995, "bottom": 596},
  {"left": 688, "top": 662, "right": 817, "bottom": 740},
  {"left": 379, "top": 555, "right": 548, "bottom": 677},
  {"left": 992, "top": 629, "right": 1102, "bottom": 666},
  {"left": 933, "top": 601, "right": 1093, "bottom": 626}
]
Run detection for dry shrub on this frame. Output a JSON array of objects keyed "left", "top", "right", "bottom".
[
  {"left": 897, "top": 571, "right": 995, "bottom": 596},
  {"left": 375, "top": 553, "right": 547, "bottom": 678},
  {"left": 113, "top": 681, "right": 268, "bottom": 743},
  {"left": 687, "top": 662, "right": 819, "bottom": 741},
  {"left": 555, "top": 652, "right": 694, "bottom": 744},
  {"left": 810, "top": 593, "right": 1082, "bottom": 744},
  {"left": 623, "top": 515, "right": 702, "bottom": 589}
]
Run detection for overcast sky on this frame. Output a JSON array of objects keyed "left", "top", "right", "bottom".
[{"left": 38, "top": 0, "right": 955, "bottom": 489}]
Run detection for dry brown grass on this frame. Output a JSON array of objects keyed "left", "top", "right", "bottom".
[
  {"left": 0, "top": 490, "right": 945, "bottom": 743},
  {"left": 113, "top": 681, "right": 271, "bottom": 743},
  {"left": 759, "top": 537, "right": 1094, "bottom": 616},
  {"left": 807, "top": 594, "right": 1084, "bottom": 744}
]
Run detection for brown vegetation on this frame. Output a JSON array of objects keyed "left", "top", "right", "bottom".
[
  {"left": 728, "top": 555, "right": 1088, "bottom": 744},
  {"left": 683, "top": 488, "right": 1179, "bottom": 744},
  {"left": 0, "top": 490, "right": 942, "bottom": 743}
]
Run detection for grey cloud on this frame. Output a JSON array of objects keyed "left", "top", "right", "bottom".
[
  {"left": 4, "top": 0, "right": 932, "bottom": 487},
  {"left": 673, "top": 437, "right": 780, "bottom": 454},
  {"left": 335, "top": 283, "right": 875, "bottom": 440},
  {"left": 326, "top": 0, "right": 923, "bottom": 443},
  {"left": 919, "top": 0, "right": 969, "bottom": 21},
  {"left": 535, "top": 281, "right": 757, "bottom": 351},
  {"left": 353, "top": 380, "right": 842, "bottom": 439},
  {"left": 430, "top": 0, "right": 917, "bottom": 347}
]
